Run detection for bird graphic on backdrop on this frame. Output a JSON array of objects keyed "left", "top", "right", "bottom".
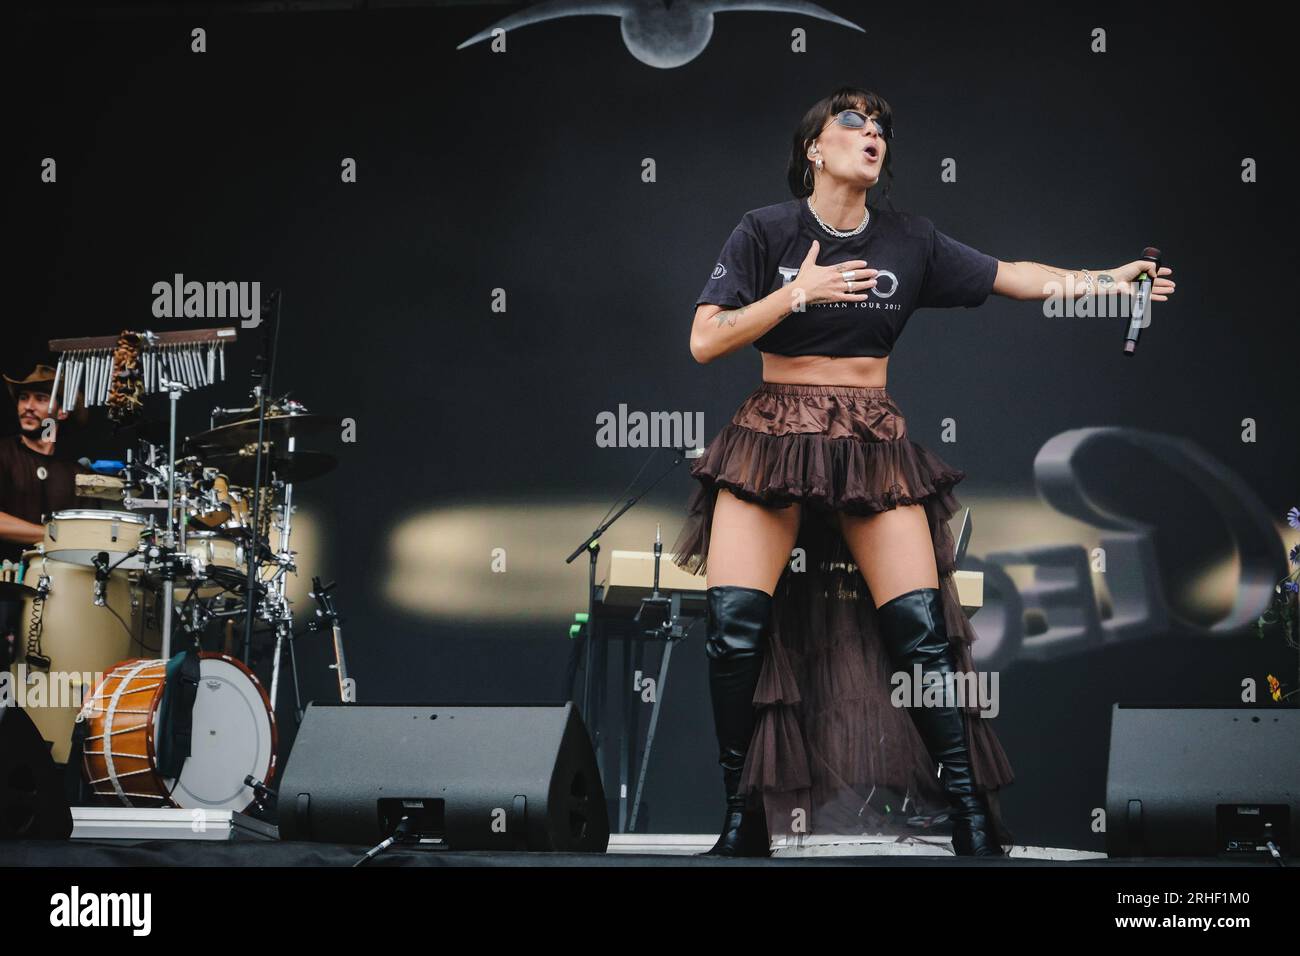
[{"left": 457, "top": 0, "right": 864, "bottom": 68}]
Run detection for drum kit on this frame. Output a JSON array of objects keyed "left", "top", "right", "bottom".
[{"left": 3, "top": 325, "right": 349, "bottom": 816}]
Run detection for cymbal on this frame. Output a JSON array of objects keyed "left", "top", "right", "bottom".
[
  {"left": 0, "top": 581, "right": 38, "bottom": 600},
  {"left": 187, "top": 413, "right": 335, "bottom": 451},
  {"left": 205, "top": 449, "right": 337, "bottom": 485}
]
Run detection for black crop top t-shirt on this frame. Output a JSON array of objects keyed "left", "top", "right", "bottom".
[{"left": 696, "top": 198, "right": 999, "bottom": 357}]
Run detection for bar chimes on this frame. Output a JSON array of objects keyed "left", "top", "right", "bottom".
[{"left": 48, "top": 327, "right": 237, "bottom": 421}]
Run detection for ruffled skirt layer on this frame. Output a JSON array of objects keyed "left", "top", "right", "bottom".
[{"left": 672, "top": 382, "right": 1015, "bottom": 848}]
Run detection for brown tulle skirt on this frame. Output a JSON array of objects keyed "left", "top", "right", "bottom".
[{"left": 671, "top": 381, "right": 1016, "bottom": 849}]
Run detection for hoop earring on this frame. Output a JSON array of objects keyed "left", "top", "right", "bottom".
[{"left": 802, "top": 157, "right": 823, "bottom": 191}]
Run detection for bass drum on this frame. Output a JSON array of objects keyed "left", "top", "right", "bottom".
[
  {"left": 80, "top": 654, "right": 277, "bottom": 812},
  {"left": 9, "top": 550, "right": 160, "bottom": 764}
]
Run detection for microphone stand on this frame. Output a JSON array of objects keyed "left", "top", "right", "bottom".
[
  {"left": 626, "top": 524, "right": 683, "bottom": 833},
  {"left": 160, "top": 375, "right": 191, "bottom": 660},
  {"left": 563, "top": 447, "right": 694, "bottom": 815},
  {"left": 242, "top": 290, "right": 282, "bottom": 664}
]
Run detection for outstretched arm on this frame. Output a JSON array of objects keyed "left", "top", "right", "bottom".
[{"left": 992, "top": 259, "right": 1176, "bottom": 302}]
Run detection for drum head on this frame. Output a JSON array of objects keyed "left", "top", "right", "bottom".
[
  {"left": 44, "top": 510, "right": 149, "bottom": 569},
  {"left": 160, "top": 657, "right": 276, "bottom": 812},
  {"left": 42, "top": 548, "right": 146, "bottom": 570}
]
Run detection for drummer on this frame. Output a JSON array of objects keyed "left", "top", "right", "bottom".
[{"left": 0, "top": 365, "right": 89, "bottom": 664}]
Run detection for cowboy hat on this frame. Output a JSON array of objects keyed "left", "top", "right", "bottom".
[
  {"left": 4, "top": 363, "right": 88, "bottom": 425},
  {"left": 4, "top": 364, "right": 58, "bottom": 401}
]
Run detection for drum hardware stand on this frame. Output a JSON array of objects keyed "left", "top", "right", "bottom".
[
  {"left": 217, "top": 489, "right": 298, "bottom": 712},
  {"left": 262, "top": 490, "right": 298, "bottom": 713},
  {"left": 209, "top": 404, "right": 257, "bottom": 431},
  {"left": 242, "top": 288, "right": 282, "bottom": 665},
  {"left": 632, "top": 526, "right": 672, "bottom": 631},
  {"left": 267, "top": 435, "right": 299, "bottom": 710},
  {"left": 564, "top": 446, "right": 694, "bottom": 807},
  {"left": 121, "top": 443, "right": 168, "bottom": 512},
  {"left": 307, "top": 576, "right": 352, "bottom": 703},
  {"left": 176, "top": 585, "right": 216, "bottom": 640},
  {"left": 625, "top": 526, "right": 694, "bottom": 833},
  {"left": 285, "top": 626, "right": 306, "bottom": 723},
  {"left": 268, "top": 615, "right": 293, "bottom": 712},
  {"left": 159, "top": 375, "right": 191, "bottom": 660},
  {"left": 248, "top": 616, "right": 324, "bottom": 726}
]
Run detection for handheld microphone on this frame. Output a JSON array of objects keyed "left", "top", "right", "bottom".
[{"left": 1123, "top": 246, "right": 1162, "bottom": 355}]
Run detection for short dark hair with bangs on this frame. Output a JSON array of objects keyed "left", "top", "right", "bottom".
[{"left": 786, "top": 86, "right": 895, "bottom": 201}]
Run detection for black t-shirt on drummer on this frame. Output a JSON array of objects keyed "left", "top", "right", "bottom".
[
  {"left": 0, "top": 435, "right": 88, "bottom": 563},
  {"left": 696, "top": 198, "right": 999, "bottom": 358}
]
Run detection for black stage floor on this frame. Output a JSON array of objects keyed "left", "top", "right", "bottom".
[{"left": 0, "top": 840, "right": 1280, "bottom": 867}]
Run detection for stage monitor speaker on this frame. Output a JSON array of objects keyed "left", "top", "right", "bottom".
[
  {"left": 1105, "top": 704, "right": 1298, "bottom": 858},
  {"left": 278, "top": 701, "right": 609, "bottom": 851},
  {"left": 0, "top": 705, "right": 73, "bottom": 840}
]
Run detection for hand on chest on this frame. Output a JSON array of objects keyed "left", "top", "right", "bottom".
[{"left": 771, "top": 237, "right": 916, "bottom": 311}]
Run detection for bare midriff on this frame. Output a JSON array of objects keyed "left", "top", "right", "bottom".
[{"left": 760, "top": 352, "right": 889, "bottom": 388}]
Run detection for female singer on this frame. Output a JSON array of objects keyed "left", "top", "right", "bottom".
[{"left": 672, "top": 86, "right": 1175, "bottom": 857}]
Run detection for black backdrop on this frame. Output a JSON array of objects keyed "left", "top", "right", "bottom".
[{"left": 6, "top": 1, "right": 1298, "bottom": 850}]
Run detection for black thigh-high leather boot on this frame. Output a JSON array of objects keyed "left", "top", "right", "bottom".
[
  {"left": 875, "top": 586, "right": 1005, "bottom": 858},
  {"left": 699, "top": 584, "right": 772, "bottom": 858}
]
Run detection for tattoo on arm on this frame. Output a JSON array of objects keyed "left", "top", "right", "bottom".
[
  {"left": 712, "top": 306, "right": 744, "bottom": 330},
  {"left": 1016, "top": 261, "right": 1071, "bottom": 280},
  {"left": 1013, "top": 261, "right": 1109, "bottom": 298}
]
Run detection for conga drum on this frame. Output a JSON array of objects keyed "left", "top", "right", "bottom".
[{"left": 10, "top": 549, "right": 160, "bottom": 763}]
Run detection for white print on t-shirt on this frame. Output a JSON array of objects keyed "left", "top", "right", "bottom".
[
  {"left": 778, "top": 266, "right": 899, "bottom": 298},
  {"left": 816, "top": 301, "right": 902, "bottom": 311}
]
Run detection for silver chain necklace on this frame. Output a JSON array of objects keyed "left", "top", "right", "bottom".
[{"left": 806, "top": 196, "right": 869, "bottom": 238}]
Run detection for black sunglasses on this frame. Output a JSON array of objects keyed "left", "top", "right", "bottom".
[{"left": 829, "top": 109, "right": 894, "bottom": 141}]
